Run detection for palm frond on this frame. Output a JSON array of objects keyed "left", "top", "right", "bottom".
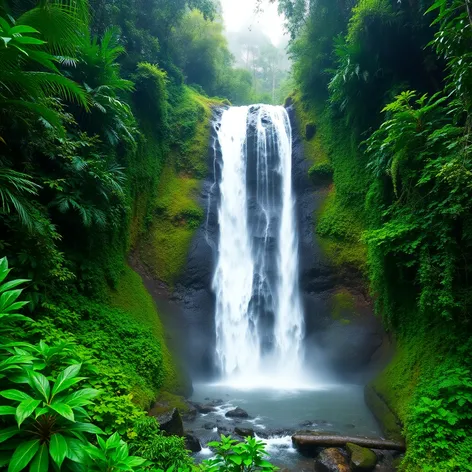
[{"left": 0, "top": 167, "right": 40, "bottom": 230}]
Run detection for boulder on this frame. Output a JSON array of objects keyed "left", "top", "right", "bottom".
[
  {"left": 204, "top": 422, "right": 217, "bottom": 430},
  {"left": 155, "top": 408, "right": 184, "bottom": 437},
  {"left": 305, "top": 122, "right": 317, "bottom": 140},
  {"left": 185, "top": 433, "right": 202, "bottom": 453},
  {"left": 346, "top": 443, "right": 377, "bottom": 471},
  {"left": 234, "top": 427, "right": 255, "bottom": 438},
  {"left": 314, "top": 448, "right": 351, "bottom": 472},
  {"left": 225, "top": 407, "right": 249, "bottom": 418},
  {"left": 190, "top": 402, "right": 217, "bottom": 414}
]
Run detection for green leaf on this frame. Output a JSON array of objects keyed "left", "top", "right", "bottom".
[
  {"left": 64, "top": 437, "right": 87, "bottom": 463},
  {"left": 27, "top": 370, "right": 50, "bottom": 402},
  {"left": 229, "top": 455, "right": 243, "bottom": 465},
  {"left": 0, "top": 289, "right": 22, "bottom": 311},
  {"left": 50, "top": 433, "right": 68, "bottom": 467},
  {"left": 51, "top": 364, "right": 82, "bottom": 397},
  {"left": 0, "top": 279, "right": 29, "bottom": 294},
  {"left": 49, "top": 402, "right": 74, "bottom": 421},
  {"left": 16, "top": 398, "right": 41, "bottom": 427},
  {"left": 0, "top": 426, "right": 19, "bottom": 443},
  {"left": 12, "top": 36, "right": 45, "bottom": 45},
  {"left": 0, "top": 389, "right": 32, "bottom": 402},
  {"left": 9, "top": 25, "right": 39, "bottom": 35},
  {"left": 68, "top": 422, "right": 103, "bottom": 434},
  {"left": 8, "top": 439, "right": 40, "bottom": 472},
  {"left": 126, "top": 456, "right": 147, "bottom": 467},
  {"left": 0, "top": 406, "right": 16, "bottom": 415},
  {"left": 62, "top": 388, "right": 99, "bottom": 408},
  {"left": 105, "top": 432, "right": 121, "bottom": 449},
  {"left": 29, "top": 444, "right": 48, "bottom": 472}
]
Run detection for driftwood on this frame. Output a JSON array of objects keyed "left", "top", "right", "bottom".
[{"left": 292, "top": 433, "right": 406, "bottom": 452}]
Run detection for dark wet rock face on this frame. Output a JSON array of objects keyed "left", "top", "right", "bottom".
[
  {"left": 154, "top": 408, "right": 184, "bottom": 437},
  {"left": 305, "top": 122, "right": 317, "bottom": 140},
  {"left": 225, "top": 407, "right": 250, "bottom": 418},
  {"left": 185, "top": 433, "right": 202, "bottom": 453},
  {"left": 314, "top": 448, "right": 351, "bottom": 472},
  {"left": 234, "top": 427, "right": 255, "bottom": 438}
]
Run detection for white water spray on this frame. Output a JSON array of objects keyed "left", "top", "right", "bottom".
[{"left": 213, "top": 105, "right": 305, "bottom": 386}]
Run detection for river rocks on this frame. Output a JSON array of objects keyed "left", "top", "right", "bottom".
[
  {"left": 204, "top": 422, "right": 217, "bottom": 430},
  {"left": 225, "top": 407, "right": 249, "bottom": 418},
  {"left": 190, "top": 402, "right": 217, "bottom": 414},
  {"left": 234, "top": 427, "right": 255, "bottom": 438},
  {"left": 314, "top": 448, "right": 351, "bottom": 472},
  {"left": 346, "top": 443, "right": 377, "bottom": 471},
  {"left": 155, "top": 408, "right": 184, "bottom": 437},
  {"left": 185, "top": 433, "right": 202, "bottom": 453}
]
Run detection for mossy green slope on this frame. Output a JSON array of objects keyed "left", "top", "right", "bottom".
[
  {"left": 292, "top": 91, "right": 367, "bottom": 273},
  {"left": 139, "top": 86, "right": 222, "bottom": 286},
  {"left": 109, "top": 265, "right": 183, "bottom": 394}
]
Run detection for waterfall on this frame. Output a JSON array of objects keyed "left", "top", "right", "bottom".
[{"left": 213, "top": 105, "right": 305, "bottom": 386}]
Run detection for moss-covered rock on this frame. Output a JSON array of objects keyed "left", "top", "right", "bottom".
[
  {"left": 346, "top": 443, "right": 377, "bottom": 471},
  {"left": 149, "top": 391, "right": 196, "bottom": 421},
  {"left": 314, "top": 448, "right": 351, "bottom": 472}
]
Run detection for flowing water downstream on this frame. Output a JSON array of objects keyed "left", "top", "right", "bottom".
[{"left": 187, "top": 105, "right": 380, "bottom": 469}]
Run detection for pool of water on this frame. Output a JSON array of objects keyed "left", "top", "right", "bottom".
[{"left": 185, "top": 382, "right": 381, "bottom": 470}]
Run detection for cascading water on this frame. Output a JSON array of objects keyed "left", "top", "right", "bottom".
[{"left": 212, "top": 105, "right": 305, "bottom": 385}]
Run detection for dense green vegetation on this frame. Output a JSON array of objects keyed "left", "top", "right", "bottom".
[
  {"left": 278, "top": 0, "right": 472, "bottom": 469},
  {"left": 0, "top": 0, "right": 281, "bottom": 469}
]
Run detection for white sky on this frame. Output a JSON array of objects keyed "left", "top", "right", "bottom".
[{"left": 219, "top": 0, "right": 286, "bottom": 46}]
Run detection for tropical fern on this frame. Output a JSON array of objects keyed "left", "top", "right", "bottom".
[{"left": 0, "top": 167, "right": 40, "bottom": 230}]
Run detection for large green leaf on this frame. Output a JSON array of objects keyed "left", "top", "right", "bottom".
[
  {"left": 64, "top": 436, "right": 88, "bottom": 463},
  {"left": 0, "top": 426, "right": 19, "bottom": 444},
  {"left": 0, "top": 389, "right": 32, "bottom": 402},
  {"left": 0, "top": 279, "right": 29, "bottom": 294},
  {"left": 61, "top": 388, "right": 99, "bottom": 408},
  {"left": 27, "top": 370, "right": 50, "bottom": 401},
  {"left": 0, "top": 257, "right": 9, "bottom": 284},
  {"left": 0, "top": 289, "right": 22, "bottom": 311},
  {"left": 48, "top": 401, "right": 74, "bottom": 421},
  {"left": 49, "top": 433, "right": 68, "bottom": 467},
  {"left": 51, "top": 363, "right": 82, "bottom": 397},
  {"left": 8, "top": 439, "right": 40, "bottom": 472},
  {"left": 67, "top": 422, "right": 103, "bottom": 434},
  {"left": 0, "top": 406, "right": 16, "bottom": 415},
  {"left": 16, "top": 398, "right": 41, "bottom": 427},
  {"left": 29, "top": 444, "right": 49, "bottom": 472}
]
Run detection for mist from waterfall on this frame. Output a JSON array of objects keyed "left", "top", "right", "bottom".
[{"left": 212, "top": 105, "right": 305, "bottom": 387}]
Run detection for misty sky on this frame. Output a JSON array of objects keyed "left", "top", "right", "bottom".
[{"left": 220, "top": 0, "right": 286, "bottom": 46}]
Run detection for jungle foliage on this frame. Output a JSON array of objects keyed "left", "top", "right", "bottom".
[
  {"left": 280, "top": 0, "right": 472, "bottom": 470},
  {"left": 0, "top": 0, "right": 278, "bottom": 469}
]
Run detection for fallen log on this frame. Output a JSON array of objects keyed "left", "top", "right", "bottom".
[{"left": 292, "top": 433, "right": 406, "bottom": 452}]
